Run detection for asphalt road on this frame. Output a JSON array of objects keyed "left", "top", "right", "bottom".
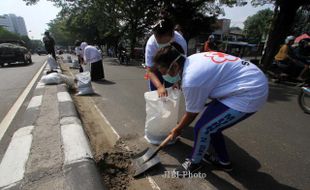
[
  {"left": 0, "top": 55, "right": 46, "bottom": 122},
  {"left": 88, "top": 57, "right": 309, "bottom": 190},
  {"left": 0, "top": 54, "right": 46, "bottom": 158}
]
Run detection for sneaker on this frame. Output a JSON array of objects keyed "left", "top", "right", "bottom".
[
  {"left": 173, "top": 159, "right": 203, "bottom": 177},
  {"left": 202, "top": 153, "right": 233, "bottom": 172}
]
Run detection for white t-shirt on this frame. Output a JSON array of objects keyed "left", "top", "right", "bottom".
[
  {"left": 182, "top": 52, "right": 268, "bottom": 113},
  {"left": 145, "top": 31, "right": 187, "bottom": 68},
  {"left": 83, "top": 45, "right": 102, "bottom": 64}
]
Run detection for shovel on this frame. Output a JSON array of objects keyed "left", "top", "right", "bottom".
[{"left": 133, "top": 134, "right": 172, "bottom": 177}]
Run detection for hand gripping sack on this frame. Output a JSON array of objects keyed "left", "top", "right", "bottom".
[
  {"left": 75, "top": 71, "right": 94, "bottom": 95},
  {"left": 144, "top": 88, "right": 181, "bottom": 145}
]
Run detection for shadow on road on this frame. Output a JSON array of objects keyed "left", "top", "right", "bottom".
[
  {"left": 93, "top": 79, "right": 116, "bottom": 85},
  {"left": 159, "top": 126, "right": 297, "bottom": 190},
  {"left": 267, "top": 83, "right": 300, "bottom": 103}
]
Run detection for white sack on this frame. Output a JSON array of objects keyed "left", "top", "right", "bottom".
[
  {"left": 144, "top": 88, "right": 181, "bottom": 145},
  {"left": 82, "top": 63, "right": 91, "bottom": 72},
  {"left": 41, "top": 72, "right": 63, "bottom": 85},
  {"left": 47, "top": 55, "right": 58, "bottom": 70},
  {"left": 75, "top": 71, "right": 94, "bottom": 95}
]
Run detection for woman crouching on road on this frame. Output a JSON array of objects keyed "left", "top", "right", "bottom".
[{"left": 153, "top": 42, "right": 268, "bottom": 176}]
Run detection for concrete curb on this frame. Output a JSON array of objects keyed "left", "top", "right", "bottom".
[
  {"left": 56, "top": 68, "right": 106, "bottom": 189},
  {"left": 0, "top": 61, "right": 106, "bottom": 190},
  {"left": 56, "top": 61, "right": 106, "bottom": 190}
]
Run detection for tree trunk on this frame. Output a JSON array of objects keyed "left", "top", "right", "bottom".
[{"left": 261, "top": 1, "right": 300, "bottom": 70}]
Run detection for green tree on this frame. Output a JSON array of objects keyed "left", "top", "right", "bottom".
[
  {"left": 22, "top": 0, "right": 224, "bottom": 55},
  {"left": 254, "top": 0, "right": 310, "bottom": 68},
  {"left": 47, "top": 17, "right": 76, "bottom": 46},
  {"left": 243, "top": 9, "right": 273, "bottom": 43},
  {"left": 292, "top": 5, "right": 310, "bottom": 35},
  {"left": 0, "top": 26, "right": 20, "bottom": 40}
]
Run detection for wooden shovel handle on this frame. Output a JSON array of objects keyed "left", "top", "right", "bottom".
[
  {"left": 152, "top": 134, "right": 173, "bottom": 155},
  {"left": 159, "top": 134, "right": 173, "bottom": 148}
]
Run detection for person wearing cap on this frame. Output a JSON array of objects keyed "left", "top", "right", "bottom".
[
  {"left": 145, "top": 16, "right": 187, "bottom": 97},
  {"left": 153, "top": 42, "right": 268, "bottom": 177},
  {"left": 203, "top": 35, "right": 217, "bottom": 52},
  {"left": 80, "top": 42, "right": 104, "bottom": 81},
  {"left": 43, "top": 31, "right": 56, "bottom": 59}
]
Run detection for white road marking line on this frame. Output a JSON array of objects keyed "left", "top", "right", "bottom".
[
  {"left": 57, "top": 92, "right": 72, "bottom": 102},
  {"left": 93, "top": 104, "right": 160, "bottom": 190},
  {"left": 147, "top": 176, "right": 161, "bottom": 190},
  {"left": 26, "top": 95, "right": 43, "bottom": 109},
  {"left": 61, "top": 123, "right": 93, "bottom": 165},
  {"left": 0, "top": 62, "right": 46, "bottom": 141},
  {"left": 0, "top": 126, "right": 34, "bottom": 188},
  {"left": 93, "top": 104, "right": 120, "bottom": 140}
]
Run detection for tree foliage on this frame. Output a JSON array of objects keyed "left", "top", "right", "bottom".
[
  {"left": 292, "top": 5, "right": 310, "bottom": 35},
  {"left": 22, "top": 0, "right": 228, "bottom": 53},
  {"left": 0, "top": 27, "right": 20, "bottom": 40},
  {"left": 243, "top": 9, "right": 273, "bottom": 43},
  {"left": 47, "top": 17, "right": 76, "bottom": 46}
]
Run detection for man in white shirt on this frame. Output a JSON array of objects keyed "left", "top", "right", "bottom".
[{"left": 153, "top": 42, "right": 268, "bottom": 177}]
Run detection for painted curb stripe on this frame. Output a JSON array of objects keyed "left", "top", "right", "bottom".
[
  {"left": 26, "top": 95, "right": 43, "bottom": 109},
  {"left": 57, "top": 92, "right": 72, "bottom": 102},
  {"left": 61, "top": 124, "right": 93, "bottom": 164},
  {"left": 0, "top": 126, "right": 34, "bottom": 188}
]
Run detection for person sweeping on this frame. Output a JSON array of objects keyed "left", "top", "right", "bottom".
[{"left": 153, "top": 42, "right": 268, "bottom": 177}]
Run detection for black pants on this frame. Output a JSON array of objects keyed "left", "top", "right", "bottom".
[
  {"left": 47, "top": 48, "right": 56, "bottom": 60},
  {"left": 91, "top": 60, "right": 104, "bottom": 81}
]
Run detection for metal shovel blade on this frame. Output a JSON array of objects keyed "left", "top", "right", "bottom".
[
  {"left": 134, "top": 147, "right": 157, "bottom": 166},
  {"left": 133, "top": 155, "right": 161, "bottom": 177}
]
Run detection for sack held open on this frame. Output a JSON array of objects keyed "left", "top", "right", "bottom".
[{"left": 144, "top": 87, "right": 181, "bottom": 145}]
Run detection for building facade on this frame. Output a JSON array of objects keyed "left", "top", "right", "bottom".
[{"left": 0, "top": 14, "right": 28, "bottom": 36}]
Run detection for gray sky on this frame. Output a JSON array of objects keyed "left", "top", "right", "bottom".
[
  {"left": 0, "top": 0, "right": 60, "bottom": 40},
  {"left": 0, "top": 0, "right": 273, "bottom": 40},
  {"left": 220, "top": 3, "right": 274, "bottom": 28}
]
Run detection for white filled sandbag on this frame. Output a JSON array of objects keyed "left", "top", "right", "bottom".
[
  {"left": 76, "top": 71, "right": 94, "bottom": 95},
  {"left": 47, "top": 55, "right": 58, "bottom": 70},
  {"left": 144, "top": 88, "right": 181, "bottom": 145},
  {"left": 41, "top": 72, "right": 63, "bottom": 85},
  {"left": 82, "top": 63, "right": 91, "bottom": 72}
]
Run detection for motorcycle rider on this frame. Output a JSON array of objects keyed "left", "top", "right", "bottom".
[
  {"left": 292, "top": 39, "right": 310, "bottom": 81},
  {"left": 273, "top": 36, "right": 307, "bottom": 81},
  {"left": 274, "top": 36, "right": 296, "bottom": 68}
]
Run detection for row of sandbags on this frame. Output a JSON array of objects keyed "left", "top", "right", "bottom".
[
  {"left": 42, "top": 55, "right": 94, "bottom": 96},
  {"left": 41, "top": 71, "right": 94, "bottom": 96}
]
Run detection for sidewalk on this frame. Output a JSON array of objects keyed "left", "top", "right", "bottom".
[{"left": 0, "top": 60, "right": 105, "bottom": 190}]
